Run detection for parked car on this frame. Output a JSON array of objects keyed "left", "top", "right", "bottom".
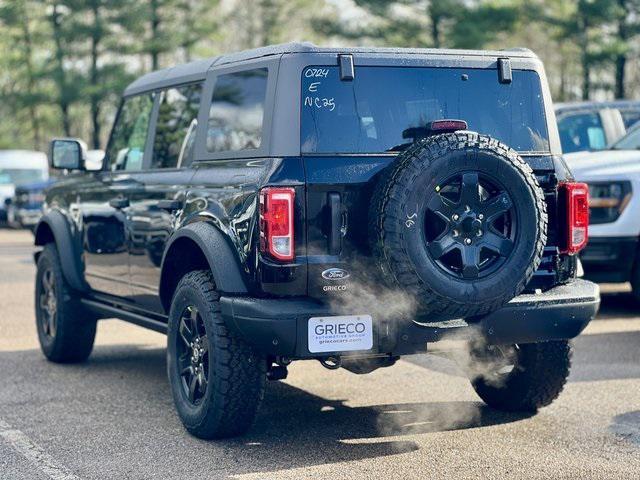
[
  {"left": 4, "top": 150, "right": 102, "bottom": 230},
  {"left": 564, "top": 122, "right": 640, "bottom": 300},
  {"left": 0, "top": 150, "right": 48, "bottom": 225},
  {"left": 6, "top": 179, "right": 54, "bottom": 230},
  {"left": 555, "top": 100, "right": 640, "bottom": 154},
  {"left": 33, "top": 43, "right": 599, "bottom": 439}
]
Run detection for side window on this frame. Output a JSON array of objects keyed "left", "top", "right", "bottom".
[
  {"left": 621, "top": 109, "right": 640, "bottom": 129},
  {"left": 207, "top": 68, "right": 268, "bottom": 153},
  {"left": 107, "top": 93, "right": 155, "bottom": 171},
  {"left": 557, "top": 112, "right": 606, "bottom": 154},
  {"left": 612, "top": 126, "right": 640, "bottom": 150},
  {"left": 152, "top": 83, "right": 202, "bottom": 169}
]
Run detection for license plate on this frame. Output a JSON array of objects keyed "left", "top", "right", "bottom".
[{"left": 308, "top": 315, "right": 373, "bottom": 353}]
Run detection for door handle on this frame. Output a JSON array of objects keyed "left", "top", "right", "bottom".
[
  {"left": 157, "top": 199, "right": 182, "bottom": 211},
  {"left": 328, "top": 192, "right": 342, "bottom": 255},
  {"left": 109, "top": 197, "right": 129, "bottom": 209}
]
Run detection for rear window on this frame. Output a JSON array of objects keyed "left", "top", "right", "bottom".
[{"left": 301, "top": 66, "right": 549, "bottom": 154}]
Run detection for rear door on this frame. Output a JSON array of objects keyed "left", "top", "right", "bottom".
[{"left": 124, "top": 82, "right": 203, "bottom": 314}]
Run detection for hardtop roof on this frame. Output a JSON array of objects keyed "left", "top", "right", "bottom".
[{"left": 123, "top": 42, "right": 539, "bottom": 96}]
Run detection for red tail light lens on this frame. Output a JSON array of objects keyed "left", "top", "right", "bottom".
[
  {"left": 561, "top": 182, "right": 589, "bottom": 255},
  {"left": 259, "top": 187, "right": 295, "bottom": 261}
]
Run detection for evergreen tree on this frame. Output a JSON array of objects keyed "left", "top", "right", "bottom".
[
  {"left": 533, "top": 0, "right": 619, "bottom": 100},
  {"left": 316, "top": 0, "right": 520, "bottom": 49},
  {"left": 63, "top": 0, "right": 133, "bottom": 148},
  {"left": 0, "top": 0, "right": 48, "bottom": 148},
  {"left": 613, "top": 0, "right": 640, "bottom": 98},
  {"left": 47, "top": 2, "right": 77, "bottom": 136}
]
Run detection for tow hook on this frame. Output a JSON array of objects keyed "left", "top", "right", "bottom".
[
  {"left": 267, "top": 364, "right": 288, "bottom": 381},
  {"left": 319, "top": 356, "right": 342, "bottom": 370}
]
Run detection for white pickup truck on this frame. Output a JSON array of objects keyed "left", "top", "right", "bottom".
[
  {"left": 564, "top": 123, "right": 640, "bottom": 300},
  {"left": 556, "top": 100, "right": 640, "bottom": 154}
]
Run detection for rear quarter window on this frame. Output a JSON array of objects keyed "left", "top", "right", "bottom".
[
  {"left": 207, "top": 68, "right": 268, "bottom": 153},
  {"left": 301, "top": 66, "right": 550, "bottom": 154}
]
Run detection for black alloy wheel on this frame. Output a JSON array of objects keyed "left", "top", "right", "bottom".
[
  {"left": 35, "top": 243, "right": 97, "bottom": 363},
  {"left": 167, "top": 270, "right": 267, "bottom": 439},
  {"left": 370, "top": 132, "right": 547, "bottom": 319},
  {"left": 424, "top": 171, "right": 517, "bottom": 280},
  {"left": 176, "top": 305, "right": 210, "bottom": 405},
  {"left": 38, "top": 267, "right": 58, "bottom": 338}
]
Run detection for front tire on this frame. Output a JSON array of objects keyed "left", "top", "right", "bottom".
[
  {"left": 35, "top": 244, "right": 97, "bottom": 363},
  {"left": 468, "top": 340, "right": 572, "bottom": 412},
  {"left": 167, "top": 270, "right": 267, "bottom": 439}
]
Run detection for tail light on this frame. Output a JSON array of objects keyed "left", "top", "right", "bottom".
[
  {"left": 259, "top": 187, "right": 295, "bottom": 261},
  {"left": 560, "top": 182, "right": 589, "bottom": 255}
]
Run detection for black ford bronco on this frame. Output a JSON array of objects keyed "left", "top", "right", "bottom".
[{"left": 34, "top": 43, "right": 600, "bottom": 439}]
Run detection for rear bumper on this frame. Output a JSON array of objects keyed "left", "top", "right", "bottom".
[{"left": 220, "top": 279, "right": 600, "bottom": 358}]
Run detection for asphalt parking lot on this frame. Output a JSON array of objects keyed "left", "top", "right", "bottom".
[{"left": 0, "top": 229, "right": 639, "bottom": 479}]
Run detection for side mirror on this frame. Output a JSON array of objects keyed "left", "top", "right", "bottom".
[{"left": 49, "top": 138, "right": 87, "bottom": 170}]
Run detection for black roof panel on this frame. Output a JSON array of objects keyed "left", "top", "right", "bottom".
[{"left": 124, "top": 42, "right": 539, "bottom": 96}]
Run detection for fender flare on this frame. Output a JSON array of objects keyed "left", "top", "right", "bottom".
[
  {"left": 160, "top": 222, "right": 249, "bottom": 304},
  {"left": 34, "top": 210, "right": 88, "bottom": 292}
]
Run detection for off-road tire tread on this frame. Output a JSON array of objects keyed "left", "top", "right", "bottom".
[
  {"left": 369, "top": 132, "right": 548, "bottom": 318},
  {"left": 170, "top": 270, "right": 266, "bottom": 439},
  {"left": 472, "top": 340, "right": 572, "bottom": 412},
  {"left": 36, "top": 243, "right": 96, "bottom": 363}
]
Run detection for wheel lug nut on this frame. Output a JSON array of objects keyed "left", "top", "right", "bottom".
[
  {"left": 452, "top": 214, "right": 459, "bottom": 221},
  {"left": 464, "top": 238, "right": 472, "bottom": 245},
  {"left": 477, "top": 230, "right": 483, "bottom": 237},
  {"left": 452, "top": 229, "right": 459, "bottom": 237},
  {"left": 478, "top": 214, "right": 484, "bottom": 220}
]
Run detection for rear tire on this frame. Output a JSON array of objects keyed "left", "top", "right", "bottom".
[
  {"left": 469, "top": 340, "right": 571, "bottom": 412},
  {"left": 35, "top": 244, "right": 97, "bottom": 363},
  {"left": 167, "top": 270, "right": 267, "bottom": 439}
]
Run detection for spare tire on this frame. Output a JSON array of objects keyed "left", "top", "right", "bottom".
[{"left": 370, "top": 132, "right": 547, "bottom": 319}]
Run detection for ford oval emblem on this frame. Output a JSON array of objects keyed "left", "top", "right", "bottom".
[{"left": 322, "top": 268, "right": 350, "bottom": 281}]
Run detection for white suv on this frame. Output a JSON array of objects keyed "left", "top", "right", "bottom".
[{"left": 564, "top": 123, "right": 640, "bottom": 300}]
